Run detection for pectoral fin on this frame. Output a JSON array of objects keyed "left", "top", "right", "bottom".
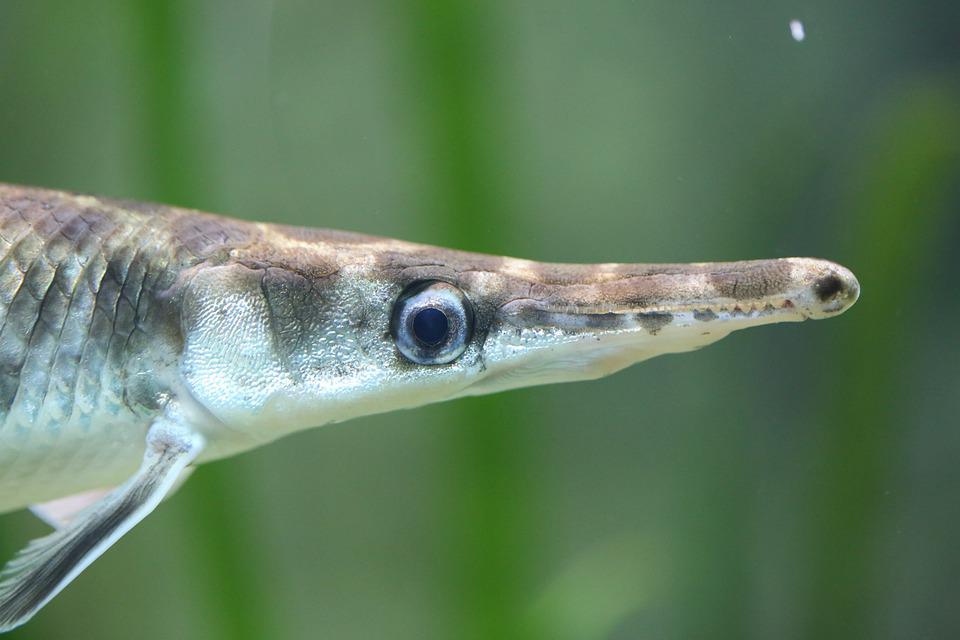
[
  {"left": 30, "top": 488, "right": 114, "bottom": 529},
  {"left": 29, "top": 466, "right": 196, "bottom": 530},
  {"left": 0, "top": 410, "right": 204, "bottom": 632}
]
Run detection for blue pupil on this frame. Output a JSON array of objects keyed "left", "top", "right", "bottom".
[{"left": 412, "top": 307, "right": 449, "bottom": 346}]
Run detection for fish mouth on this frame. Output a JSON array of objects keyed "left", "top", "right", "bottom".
[
  {"left": 496, "top": 257, "right": 860, "bottom": 333},
  {"left": 463, "top": 257, "right": 859, "bottom": 396}
]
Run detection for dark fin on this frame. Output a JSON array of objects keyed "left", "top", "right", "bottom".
[
  {"left": 0, "top": 414, "right": 204, "bottom": 632},
  {"left": 29, "top": 467, "right": 193, "bottom": 531}
]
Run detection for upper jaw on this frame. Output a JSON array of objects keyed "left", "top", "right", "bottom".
[
  {"left": 462, "top": 257, "right": 859, "bottom": 395},
  {"left": 495, "top": 257, "right": 860, "bottom": 333}
]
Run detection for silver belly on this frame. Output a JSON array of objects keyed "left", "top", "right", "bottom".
[{"left": 0, "top": 409, "right": 148, "bottom": 513}]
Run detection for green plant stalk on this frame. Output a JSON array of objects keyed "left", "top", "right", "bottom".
[
  {"left": 405, "top": 1, "right": 535, "bottom": 639},
  {"left": 134, "top": 2, "right": 274, "bottom": 638},
  {"left": 804, "top": 83, "right": 960, "bottom": 638}
]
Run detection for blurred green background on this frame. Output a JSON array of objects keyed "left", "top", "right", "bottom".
[{"left": 0, "top": 1, "right": 958, "bottom": 638}]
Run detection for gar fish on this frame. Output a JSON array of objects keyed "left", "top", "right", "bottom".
[{"left": 0, "top": 184, "right": 859, "bottom": 630}]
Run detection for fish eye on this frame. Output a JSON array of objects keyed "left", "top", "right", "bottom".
[{"left": 391, "top": 281, "right": 474, "bottom": 365}]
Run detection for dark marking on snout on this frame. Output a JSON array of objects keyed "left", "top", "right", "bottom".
[
  {"left": 583, "top": 313, "right": 627, "bottom": 330},
  {"left": 636, "top": 311, "right": 673, "bottom": 334},
  {"left": 509, "top": 308, "right": 627, "bottom": 332},
  {"left": 813, "top": 275, "right": 843, "bottom": 302},
  {"left": 693, "top": 309, "right": 717, "bottom": 322},
  {"left": 709, "top": 261, "right": 793, "bottom": 300}
]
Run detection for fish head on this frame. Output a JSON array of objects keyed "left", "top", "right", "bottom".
[{"left": 177, "top": 227, "right": 859, "bottom": 442}]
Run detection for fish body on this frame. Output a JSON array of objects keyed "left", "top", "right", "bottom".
[
  {"left": 0, "top": 184, "right": 860, "bottom": 630},
  {"left": 0, "top": 188, "right": 185, "bottom": 512}
]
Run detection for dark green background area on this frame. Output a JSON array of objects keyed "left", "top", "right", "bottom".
[{"left": 0, "top": 1, "right": 958, "bottom": 638}]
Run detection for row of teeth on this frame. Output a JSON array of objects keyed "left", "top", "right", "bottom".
[{"left": 696, "top": 302, "right": 787, "bottom": 319}]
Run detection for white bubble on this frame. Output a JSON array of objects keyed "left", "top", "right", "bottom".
[{"left": 790, "top": 20, "right": 805, "bottom": 42}]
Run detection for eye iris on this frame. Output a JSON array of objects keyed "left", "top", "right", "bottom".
[
  {"left": 391, "top": 280, "right": 474, "bottom": 365},
  {"left": 412, "top": 307, "right": 449, "bottom": 346}
]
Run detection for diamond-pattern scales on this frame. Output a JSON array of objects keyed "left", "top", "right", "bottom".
[{"left": 0, "top": 186, "right": 255, "bottom": 507}]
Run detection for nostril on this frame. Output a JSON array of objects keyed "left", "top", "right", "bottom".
[{"left": 813, "top": 274, "right": 844, "bottom": 302}]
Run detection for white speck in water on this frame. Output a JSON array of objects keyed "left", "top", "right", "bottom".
[{"left": 790, "top": 20, "right": 805, "bottom": 42}]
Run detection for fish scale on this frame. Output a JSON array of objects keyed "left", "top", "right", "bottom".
[
  {"left": 0, "top": 188, "right": 247, "bottom": 511},
  {"left": 0, "top": 202, "right": 137, "bottom": 507}
]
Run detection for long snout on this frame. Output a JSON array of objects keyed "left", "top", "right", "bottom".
[
  {"left": 464, "top": 257, "right": 859, "bottom": 396},
  {"left": 497, "top": 257, "right": 860, "bottom": 333}
]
